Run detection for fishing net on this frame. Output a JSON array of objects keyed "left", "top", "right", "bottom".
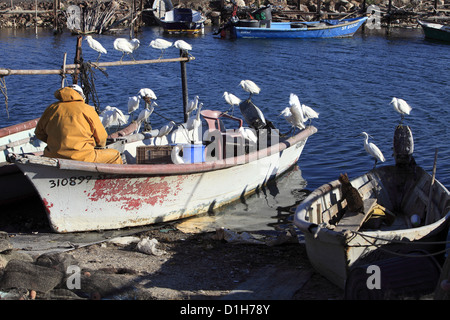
[
  {"left": 0, "top": 76, "right": 8, "bottom": 118},
  {"left": 73, "top": 57, "right": 108, "bottom": 114}
]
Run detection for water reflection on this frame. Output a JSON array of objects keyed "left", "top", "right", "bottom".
[{"left": 176, "top": 165, "right": 310, "bottom": 234}]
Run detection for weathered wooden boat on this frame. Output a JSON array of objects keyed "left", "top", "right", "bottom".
[
  {"left": 294, "top": 125, "right": 450, "bottom": 292},
  {"left": 230, "top": 16, "right": 368, "bottom": 39},
  {"left": 0, "top": 118, "right": 46, "bottom": 204},
  {"left": 152, "top": 0, "right": 205, "bottom": 34},
  {"left": 5, "top": 108, "right": 317, "bottom": 233},
  {"left": 418, "top": 20, "right": 450, "bottom": 42}
]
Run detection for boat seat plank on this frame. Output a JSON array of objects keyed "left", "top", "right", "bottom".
[{"left": 334, "top": 198, "right": 377, "bottom": 232}]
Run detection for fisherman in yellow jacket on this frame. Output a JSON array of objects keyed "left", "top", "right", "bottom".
[{"left": 35, "top": 85, "right": 123, "bottom": 164}]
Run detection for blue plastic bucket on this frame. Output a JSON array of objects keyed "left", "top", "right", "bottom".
[{"left": 182, "top": 144, "right": 205, "bottom": 163}]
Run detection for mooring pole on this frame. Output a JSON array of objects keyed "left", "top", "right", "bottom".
[
  {"left": 180, "top": 51, "right": 189, "bottom": 123},
  {"left": 73, "top": 36, "right": 83, "bottom": 84}
]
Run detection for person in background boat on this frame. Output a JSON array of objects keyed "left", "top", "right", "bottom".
[{"left": 35, "top": 85, "right": 123, "bottom": 164}]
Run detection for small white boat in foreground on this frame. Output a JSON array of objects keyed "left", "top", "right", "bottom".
[{"left": 294, "top": 125, "right": 450, "bottom": 294}]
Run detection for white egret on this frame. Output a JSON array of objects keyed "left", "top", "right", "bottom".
[
  {"left": 239, "top": 80, "right": 260, "bottom": 99},
  {"left": 390, "top": 97, "right": 412, "bottom": 122},
  {"left": 128, "top": 96, "right": 140, "bottom": 120},
  {"left": 301, "top": 103, "right": 319, "bottom": 124},
  {"left": 138, "top": 88, "right": 157, "bottom": 102},
  {"left": 135, "top": 101, "right": 157, "bottom": 133},
  {"left": 289, "top": 93, "right": 306, "bottom": 132},
  {"left": 85, "top": 35, "right": 107, "bottom": 62},
  {"left": 100, "top": 106, "right": 127, "bottom": 129},
  {"left": 113, "top": 38, "right": 140, "bottom": 61},
  {"left": 186, "top": 95, "right": 199, "bottom": 118},
  {"left": 174, "top": 40, "right": 192, "bottom": 56},
  {"left": 223, "top": 91, "right": 241, "bottom": 115},
  {"left": 239, "top": 126, "right": 258, "bottom": 145},
  {"left": 186, "top": 102, "right": 203, "bottom": 142},
  {"left": 280, "top": 107, "right": 305, "bottom": 134},
  {"left": 171, "top": 145, "right": 184, "bottom": 164},
  {"left": 149, "top": 39, "right": 173, "bottom": 59},
  {"left": 360, "top": 131, "right": 386, "bottom": 168},
  {"left": 157, "top": 121, "right": 176, "bottom": 138}
]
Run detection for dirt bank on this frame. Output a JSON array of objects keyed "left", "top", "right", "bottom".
[{"left": 0, "top": 194, "right": 343, "bottom": 301}]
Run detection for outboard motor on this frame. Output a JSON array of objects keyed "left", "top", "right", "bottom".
[
  {"left": 393, "top": 124, "right": 414, "bottom": 166},
  {"left": 239, "top": 98, "right": 275, "bottom": 131}
]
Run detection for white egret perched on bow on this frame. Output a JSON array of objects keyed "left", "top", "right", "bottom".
[
  {"left": 280, "top": 107, "right": 305, "bottom": 134},
  {"left": 128, "top": 96, "right": 140, "bottom": 120},
  {"left": 359, "top": 131, "right": 386, "bottom": 168},
  {"left": 239, "top": 80, "right": 260, "bottom": 99},
  {"left": 301, "top": 103, "right": 319, "bottom": 124},
  {"left": 288, "top": 93, "right": 306, "bottom": 132},
  {"left": 149, "top": 39, "right": 173, "bottom": 59},
  {"left": 223, "top": 91, "right": 241, "bottom": 115},
  {"left": 85, "top": 36, "right": 107, "bottom": 62},
  {"left": 113, "top": 38, "right": 140, "bottom": 61},
  {"left": 390, "top": 97, "right": 412, "bottom": 122},
  {"left": 174, "top": 40, "right": 192, "bottom": 56}
]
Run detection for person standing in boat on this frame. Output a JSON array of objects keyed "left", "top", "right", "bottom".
[{"left": 35, "top": 85, "right": 123, "bottom": 164}]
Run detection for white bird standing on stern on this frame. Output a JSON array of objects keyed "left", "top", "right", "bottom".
[
  {"left": 239, "top": 80, "right": 260, "bottom": 99},
  {"left": 390, "top": 97, "right": 412, "bottom": 123},
  {"left": 359, "top": 131, "right": 386, "bottom": 168}
]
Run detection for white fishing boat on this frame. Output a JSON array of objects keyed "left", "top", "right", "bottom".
[
  {"left": 5, "top": 106, "right": 316, "bottom": 233},
  {"left": 294, "top": 125, "right": 450, "bottom": 293}
]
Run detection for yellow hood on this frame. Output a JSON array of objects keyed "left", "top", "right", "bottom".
[{"left": 54, "top": 87, "right": 84, "bottom": 102}]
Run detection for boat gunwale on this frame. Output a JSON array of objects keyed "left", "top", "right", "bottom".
[
  {"left": 14, "top": 125, "right": 317, "bottom": 176},
  {"left": 0, "top": 118, "right": 40, "bottom": 139},
  {"left": 294, "top": 165, "right": 450, "bottom": 239}
]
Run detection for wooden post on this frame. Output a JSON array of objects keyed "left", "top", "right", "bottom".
[
  {"left": 53, "top": 0, "right": 57, "bottom": 31},
  {"left": 61, "top": 53, "right": 67, "bottom": 88},
  {"left": 73, "top": 36, "right": 83, "bottom": 85},
  {"left": 180, "top": 51, "right": 189, "bottom": 123}
]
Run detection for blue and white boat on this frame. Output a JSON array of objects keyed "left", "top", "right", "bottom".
[{"left": 231, "top": 16, "right": 368, "bottom": 39}]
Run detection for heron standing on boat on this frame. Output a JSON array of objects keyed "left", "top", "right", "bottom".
[
  {"left": 359, "top": 131, "right": 385, "bottom": 168},
  {"left": 223, "top": 91, "right": 241, "bottom": 115},
  {"left": 239, "top": 80, "right": 260, "bottom": 99}
]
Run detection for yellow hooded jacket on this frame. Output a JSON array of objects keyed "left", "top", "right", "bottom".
[{"left": 35, "top": 87, "right": 122, "bottom": 164}]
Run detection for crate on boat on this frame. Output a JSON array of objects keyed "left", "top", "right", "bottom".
[{"left": 136, "top": 145, "right": 173, "bottom": 164}]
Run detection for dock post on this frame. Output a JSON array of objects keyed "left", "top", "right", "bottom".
[
  {"left": 73, "top": 36, "right": 83, "bottom": 85},
  {"left": 180, "top": 52, "right": 189, "bottom": 123}
]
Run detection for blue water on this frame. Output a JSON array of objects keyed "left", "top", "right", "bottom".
[{"left": 0, "top": 26, "right": 449, "bottom": 194}]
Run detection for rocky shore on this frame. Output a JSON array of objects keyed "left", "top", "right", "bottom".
[{"left": 0, "top": 0, "right": 448, "bottom": 30}]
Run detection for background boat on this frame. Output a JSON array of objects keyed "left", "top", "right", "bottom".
[
  {"left": 232, "top": 16, "right": 368, "bottom": 39},
  {"left": 152, "top": 0, "right": 205, "bottom": 34},
  {"left": 418, "top": 20, "right": 450, "bottom": 42}
]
